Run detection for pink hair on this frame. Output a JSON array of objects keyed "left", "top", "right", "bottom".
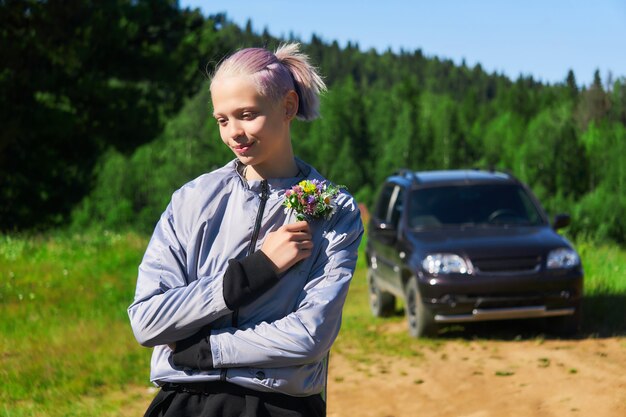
[{"left": 211, "top": 43, "right": 326, "bottom": 121}]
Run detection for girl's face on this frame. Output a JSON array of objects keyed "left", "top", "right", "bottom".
[{"left": 211, "top": 75, "right": 297, "bottom": 177}]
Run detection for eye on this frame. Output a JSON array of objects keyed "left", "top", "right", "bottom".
[
  {"left": 215, "top": 117, "right": 227, "bottom": 126},
  {"left": 242, "top": 111, "right": 257, "bottom": 120}
]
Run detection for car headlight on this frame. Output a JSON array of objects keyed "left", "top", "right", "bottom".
[
  {"left": 422, "top": 254, "right": 472, "bottom": 275},
  {"left": 547, "top": 248, "right": 580, "bottom": 269}
]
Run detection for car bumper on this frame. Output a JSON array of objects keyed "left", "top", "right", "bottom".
[
  {"left": 418, "top": 267, "right": 583, "bottom": 324},
  {"left": 433, "top": 305, "right": 576, "bottom": 323}
]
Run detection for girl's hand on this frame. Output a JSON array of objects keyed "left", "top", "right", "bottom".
[{"left": 261, "top": 221, "right": 313, "bottom": 274}]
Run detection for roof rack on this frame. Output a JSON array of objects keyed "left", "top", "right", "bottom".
[
  {"left": 502, "top": 169, "right": 522, "bottom": 183},
  {"left": 392, "top": 168, "right": 420, "bottom": 183},
  {"left": 470, "top": 165, "right": 498, "bottom": 173},
  {"left": 470, "top": 166, "right": 520, "bottom": 182}
]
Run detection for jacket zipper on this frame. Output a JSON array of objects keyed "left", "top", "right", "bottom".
[
  {"left": 232, "top": 179, "right": 270, "bottom": 328},
  {"left": 222, "top": 180, "right": 269, "bottom": 382}
]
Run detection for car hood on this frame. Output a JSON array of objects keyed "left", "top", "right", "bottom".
[{"left": 407, "top": 226, "right": 573, "bottom": 258}]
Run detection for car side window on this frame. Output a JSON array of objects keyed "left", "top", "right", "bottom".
[
  {"left": 389, "top": 187, "right": 405, "bottom": 227},
  {"left": 375, "top": 184, "right": 395, "bottom": 221}
]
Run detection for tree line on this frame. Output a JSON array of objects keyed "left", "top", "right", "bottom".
[{"left": 2, "top": 1, "right": 625, "bottom": 243}]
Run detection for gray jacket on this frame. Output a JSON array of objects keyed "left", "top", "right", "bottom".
[{"left": 128, "top": 159, "right": 363, "bottom": 396}]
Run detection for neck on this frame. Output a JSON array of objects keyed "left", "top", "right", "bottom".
[
  {"left": 244, "top": 149, "right": 299, "bottom": 180},
  {"left": 245, "top": 161, "right": 299, "bottom": 181}
]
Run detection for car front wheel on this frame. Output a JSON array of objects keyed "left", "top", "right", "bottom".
[
  {"left": 367, "top": 268, "right": 395, "bottom": 317},
  {"left": 405, "top": 278, "right": 437, "bottom": 338}
]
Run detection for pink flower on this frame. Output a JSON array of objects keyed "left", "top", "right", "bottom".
[{"left": 282, "top": 180, "right": 344, "bottom": 221}]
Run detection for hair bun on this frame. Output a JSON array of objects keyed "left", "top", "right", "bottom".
[
  {"left": 274, "top": 43, "right": 300, "bottom": 62},
  {"left": 274, "top": 43, "right": 327, "bottom": 121}
]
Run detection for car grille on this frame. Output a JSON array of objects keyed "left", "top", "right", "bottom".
[{"left": 471, "top": 255, "right": 542, "bottom": 273}]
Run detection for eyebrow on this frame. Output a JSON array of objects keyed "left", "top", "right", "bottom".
[{"left": 212, "top": 106, "right": 259, "bottom": 118}]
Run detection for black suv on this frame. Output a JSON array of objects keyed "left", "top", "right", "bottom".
[{"left": 366, "top": 169, "right": 583, "bottom": 337}]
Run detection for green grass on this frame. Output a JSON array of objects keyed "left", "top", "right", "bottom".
[
  {"left": 0, "top": 231, "right": 625, "bottom": 415},
  {"left": 0, "top": 231, "right": 151, "bottom": 416},
  {"left": 576, "top": 240, "right": 626, "bottom": 295},
  {"left": 575, "top": 240, "right": 626, "bottom": 334}
]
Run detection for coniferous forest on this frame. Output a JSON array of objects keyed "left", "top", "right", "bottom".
[{"left": 2, "top": 1, "right": 625, "bottom": 243}]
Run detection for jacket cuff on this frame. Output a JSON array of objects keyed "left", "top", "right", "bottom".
[
  {"left": 223, "top": 251, "right": 279, "bottom": 310},
  {"left": 172, "top": 328, "right": 213, "bottom": 370}
]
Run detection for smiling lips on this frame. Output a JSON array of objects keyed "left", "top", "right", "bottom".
[{"left": 233, "top": 141, "right": 255, "bottom": 154}]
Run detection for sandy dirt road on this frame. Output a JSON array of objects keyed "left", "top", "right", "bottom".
[{"left": 326, "top": 335, "right": 626, "bottom": 417}]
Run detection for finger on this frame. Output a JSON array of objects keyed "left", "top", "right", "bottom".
[
  {"left": 297, "top": 241, "right": 314, "bottom": 251},
  {"left": 297, "top": 244, "right": 313, "bottom": 259},
  {"left": 289, "top": 231, "right": 313, "bottom": 241},
  {"left": 282, "top": 221, "right": 310, "bottom": 232}
]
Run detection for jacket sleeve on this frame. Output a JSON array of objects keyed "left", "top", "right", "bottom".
[
  {"left": 127, "top": 196, "right": 232, "bottom": 347},
  {"left": 128, "top": 194, "right": 281, "bottom": 348},
  {"left": 209, "top": 201, "right": 364, "bottom": 369},
  {"left": 172, "top": 251, "right": 280, "bottom": 371}
]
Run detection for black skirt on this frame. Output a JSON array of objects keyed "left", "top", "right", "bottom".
[{"left": 144, "top": 381, "right": 326, "bottom": 417}]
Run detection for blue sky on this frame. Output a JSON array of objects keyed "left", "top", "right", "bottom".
[{"left": 180, "top": 0, "right": 625, "bottom": 87}]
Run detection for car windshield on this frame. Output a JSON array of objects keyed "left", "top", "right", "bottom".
[{"left": 408, "top": 184, "right": 545, "bottom": 229}]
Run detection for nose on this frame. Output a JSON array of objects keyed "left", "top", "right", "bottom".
[{"left": 226, "top": 119, "right": 245, "bottom": 141}]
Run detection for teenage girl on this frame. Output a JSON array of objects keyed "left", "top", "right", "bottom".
[{"left": 129, "top": 43, "right": 363, "bottom": 417}]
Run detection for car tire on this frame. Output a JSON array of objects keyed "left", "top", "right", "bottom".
[
  {"left": 545, "top": 302, "right": 582, "bottom": 336},
  {"left": 367, "top": 268, "right": 395, "bottom": 317},
  {"left": 405, "top": 278, "right": 437, "bottom": 338}
]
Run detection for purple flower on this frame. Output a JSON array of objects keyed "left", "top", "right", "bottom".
[{"left": 282, "top": 179, "right": 345, "bottom": 221}]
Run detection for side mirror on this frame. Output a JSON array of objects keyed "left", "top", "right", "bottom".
[{"left": 553, "top": 213, "right": 571, "bottom": 230}]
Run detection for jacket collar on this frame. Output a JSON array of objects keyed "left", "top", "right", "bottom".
[{"left": 233, "top": 158, "right": 314, "bottom": 196}]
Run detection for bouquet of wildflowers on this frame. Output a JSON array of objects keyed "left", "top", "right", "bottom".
[{"left": 283, "top": 179, "right": 344, "bottom": 221}]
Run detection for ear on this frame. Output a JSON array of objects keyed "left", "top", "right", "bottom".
[{"left": 283, "top": 90, "right": 299, "bottom": 121}]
